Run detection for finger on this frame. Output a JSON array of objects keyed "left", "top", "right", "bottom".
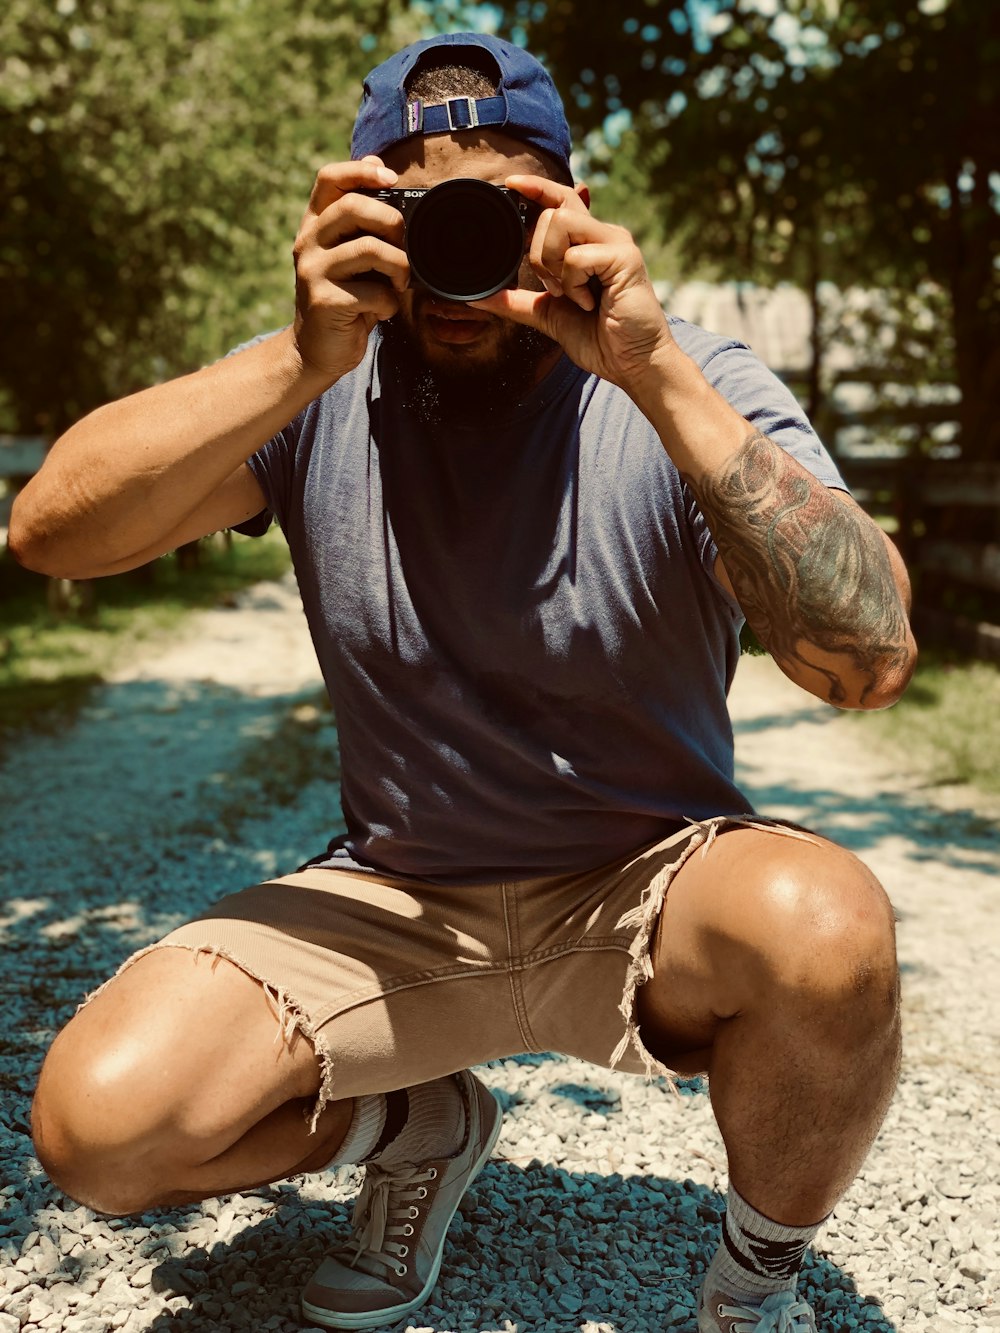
[
  {"left": 300, "top": 236, "right": 410, "bottom": 293},
  {"left": 306, "top": 156, "right": 398, "bottom": 218},
  {"left": 469, "top": 287, "right": 583, "bottom": 343},
  {"left": 528, "top": 208, "right": 570, "bottom": 297},
  {"left": 313, "top": 193, "right": 406, "bottom": 250},
  {"left": 331, "top": 279, "right": 402, "bottom": 323},
  {"left": 303, "top": 273, "right": 402, "bottom": 325},
  {"left": 560, "top": 243, "right": 618, "bottom": 311},
  {"left": 505, "top": 173, "right": 587, "bottom": 213},
  {"left": 536, "top": 209, "right": 608, "bottom": 292}
]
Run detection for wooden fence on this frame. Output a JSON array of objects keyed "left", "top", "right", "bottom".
[
  {"left": 0, "top": 435, "right": 47, "bottom": 530},
  {"left": 839, "top": 457, "right": 1000, "bottom": 663}
]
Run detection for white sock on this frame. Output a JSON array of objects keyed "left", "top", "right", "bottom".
[
  {"left": 374, "top": 1075, "right": 466, "bottom": 1165},
  {"left": 709, "top": 1185, "right": 826, "bottom": 1302},
  {"left": 323, "top": 1077, "right": 467, "bottom": 1171},
  {"left": 327, "top": 1092, "right": 387, "bottom": 1166}
]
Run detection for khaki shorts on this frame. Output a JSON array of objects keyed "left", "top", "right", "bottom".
[{"left": 99, "top": 816, "right": 798, "bottom": 1130}]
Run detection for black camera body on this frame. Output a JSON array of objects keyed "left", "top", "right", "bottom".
[{"left": 359, "top": 178, "right": 540, "bottom": 302}]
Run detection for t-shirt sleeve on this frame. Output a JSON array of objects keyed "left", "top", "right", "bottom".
[
  {"left": 700, "top": 340, "right": 847, "bottom": 490},
  {"left": 231, "top": 424, "right": 300, "bottom": 536}
]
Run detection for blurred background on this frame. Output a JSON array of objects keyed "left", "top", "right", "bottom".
[{"left": 1, "top": 0, "right": 998, "bottom": 790}]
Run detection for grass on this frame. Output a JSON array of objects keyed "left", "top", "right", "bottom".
[
  {"left": 855, "top": 648, "right": 1000, "bottom": 796},
  {"left": 0, "top": 529, "right": 291, "bottom": 754}
]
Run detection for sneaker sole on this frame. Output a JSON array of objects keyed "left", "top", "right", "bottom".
[{"left": 300, "top": 1085, "right": 504, "bottom": 1330}]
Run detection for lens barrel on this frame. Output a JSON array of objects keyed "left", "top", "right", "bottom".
[{"left": 383, "top": 179, "right": 526, "bottom": 301}]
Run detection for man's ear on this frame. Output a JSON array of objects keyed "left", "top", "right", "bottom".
[{"left": 575, "top": 182, "right": 591, "bottom": 209}]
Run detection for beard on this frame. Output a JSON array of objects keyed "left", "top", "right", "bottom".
[{"left": 379, "top": 293, "right": 558, "bottom": 428}]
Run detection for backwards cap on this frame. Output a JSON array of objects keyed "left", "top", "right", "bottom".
[{"left": 351, "top": 32, "right": 572, "bottom": 176}]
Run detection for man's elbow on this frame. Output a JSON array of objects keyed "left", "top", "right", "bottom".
[
  {"left": 858, "top": 652, "right": 918, "bottom": 711},
  {"left": 7, "top": 496, "right": 93, "bottom": 580},
  {"left": 782, "top": 632, "right": 918, "bottom": 711},
  {"left": 849, "top": 635, "right": 919, "bottom": 712},
  {"left": 6, "top": 498, "right": 50, "bottom": 573}
]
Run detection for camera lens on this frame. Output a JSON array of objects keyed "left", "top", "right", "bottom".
[{"left": 405, "top": 179, "right": 526, "bottom": 302}]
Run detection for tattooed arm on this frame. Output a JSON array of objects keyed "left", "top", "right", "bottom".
[
  {"left": 686, "top": 429, "right": 916, "bottom": 709},
  {"left": 632, "top": 349, "right": 917, "bottom": 711},
  {"left": 473, "top": 196, "right": 915, "bottom": 707}
]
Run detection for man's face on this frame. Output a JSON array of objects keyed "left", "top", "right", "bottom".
[{"left": 380, "top": 129, "right": 571, "bottom": 389}]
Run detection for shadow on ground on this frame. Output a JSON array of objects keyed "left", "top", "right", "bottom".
[
  {"left": 732, "top": 714, "right": 999, "bottom": 876},
  {"left": 130, "top": 1163, "right": 895, "bottom": 1333}
]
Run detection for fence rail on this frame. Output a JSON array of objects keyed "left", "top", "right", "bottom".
[
  {"left": 838, "top": 457, "right": 1000, "bottom": 663},
  {"left": 0, "top": 435, "right": 48, "bottom": 529}
]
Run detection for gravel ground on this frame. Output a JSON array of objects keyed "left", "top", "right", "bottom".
[{"left": 1, "top": 572, "right": 998, "bottom": 1333}]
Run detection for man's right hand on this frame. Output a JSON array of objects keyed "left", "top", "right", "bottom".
[{"left": 291, "top": 156, "right": 409, "bottom": 383}]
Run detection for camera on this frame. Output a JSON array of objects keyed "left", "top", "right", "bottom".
[{"left": 359, "top": 178, "right": 540, "bottom": 302}]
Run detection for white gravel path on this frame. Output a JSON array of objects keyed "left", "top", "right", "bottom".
[{"left": 1, "top": 571, "right": 998, "bottom": 1333}]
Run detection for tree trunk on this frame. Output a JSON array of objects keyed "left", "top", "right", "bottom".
[{"left": 949, "top": 158, "right": 1000, "bottom": 467}]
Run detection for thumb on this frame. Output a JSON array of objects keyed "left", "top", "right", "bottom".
[{"left": 469, "top": 288, "right": 560, "bottom": 334}]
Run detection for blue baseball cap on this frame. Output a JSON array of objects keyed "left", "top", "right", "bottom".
[{"left": 351, "top": 33, "right": 572, "bottom": 177}]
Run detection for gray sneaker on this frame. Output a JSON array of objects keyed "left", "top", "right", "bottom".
[
  {"left": 698, "top": 1286, "right": 818, "bottom": 1333},
  {"left": 301, "top": 1071, "right": 503, "bottom": 1330}
]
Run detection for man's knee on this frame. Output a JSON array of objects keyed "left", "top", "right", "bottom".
[
  {"left": 723, "top": 833, "right": 900, "bottom": 1030},
  {"left": 31, "top": 946, "right": 323, "bottom": 1215},
  {"left": 652, "top": 828, "right": 899, "bottom": 1040},
  {"left": 32, "top": 1017, "right": 168, "bottom": 1215}
]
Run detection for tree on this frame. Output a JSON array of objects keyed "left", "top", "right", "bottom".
[
  {"left": 0, "top": 0, "right": 421, "bottom": 435},
  {"left": 482, "top": 0, "right": 1000, "bottom": 461}
]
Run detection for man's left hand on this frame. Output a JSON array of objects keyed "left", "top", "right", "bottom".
[{"left": 469, "top": 175, "right": 677, "bottom": 401}]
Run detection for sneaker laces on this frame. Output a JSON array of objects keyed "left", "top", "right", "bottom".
[
  {"left": 338, "top": 1161, "right": 439, "bottom": 1280},
  {"left": 715, "top": 1291, "right": 816, "bottom": 1333}
]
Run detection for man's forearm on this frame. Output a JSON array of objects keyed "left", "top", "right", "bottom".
[
  {"left": 10, "top": 328, "right": 328, "bottom": 575},
  {"left": 684, "top": 429, "right": 914, "bottom": 706},
  {"left": 635, "top": 346, "right": 916, "bottom": 709}
]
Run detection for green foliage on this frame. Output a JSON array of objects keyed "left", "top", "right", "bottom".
[
  {"left": 485, "top": 0, "right": 1000, "bottom": 458},
  {"left": 584, "top": 130, "right": 687, "bottom": 281},
  {"left": 0, "top": 0, "right": 423, "bottom": 433}
]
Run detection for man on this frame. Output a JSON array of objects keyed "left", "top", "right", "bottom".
[{"left": 11, "top": 31, "right": 916, "bottom": 1333}]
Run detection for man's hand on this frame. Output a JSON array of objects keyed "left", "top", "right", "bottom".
[
  {"left": 292, "top": 156, "right": 410, "bottom": 383},
  {"left": 470, "top": 174, "right": 677, "bottom": 402}
]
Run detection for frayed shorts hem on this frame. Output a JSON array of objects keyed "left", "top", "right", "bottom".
[{"left": 80, "top": 816, "right": 814, "bottom": 1131}]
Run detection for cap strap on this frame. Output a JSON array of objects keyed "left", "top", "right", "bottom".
[{"left": 404, "top": 94, "right": 507, "bottom": 139}]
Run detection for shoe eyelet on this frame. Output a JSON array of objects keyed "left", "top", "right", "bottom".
[
  {"left": 416, "top": 1187, "right": 428, "bottom": 1199},
  {"left": 395, "top": 1263, "right": 408, "bottom": 1277},
  {"left": 403, "top": 1223, "right": 415, "bottom": 1236},
  {"left": 407, "top": 1206, "right": 420, "bottom": 1219},
  {"left": 717, "top": 1305, "right": 726, "bottom": 1317},
  {"left": 398, "top": 1245, "right": 409, "bottom": 1257},
  {"left": 427, "top": 1168, "right": 438, "bottom": 1180}
]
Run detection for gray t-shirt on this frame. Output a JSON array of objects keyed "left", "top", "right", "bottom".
[{"left": 240, "top": 318, "right": 845, "bottom": 882}]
